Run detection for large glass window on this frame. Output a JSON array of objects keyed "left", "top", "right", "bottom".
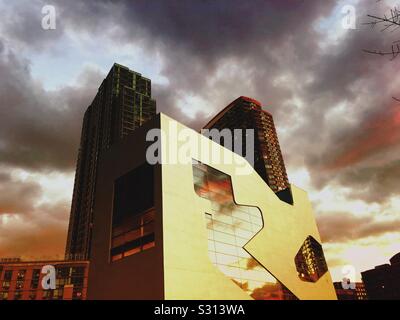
[
  {"left": 193, "top": 160, "right": 297, "bottom": 300},
  {"left": 111, "top": 163, "right": 155, "bottom": 262},
  {"left": 295, "top": 235, "right": 328, "bottom": 283}
]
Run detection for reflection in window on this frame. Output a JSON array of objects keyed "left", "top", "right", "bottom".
[
  {"left": 193, "top": 160, "right": 297, "bottom": 300},
  {"left": 111, "top": 163, "right": 155, "bottom": 262},
  {"left": 295, "top": 236, "right": 328, "bottom": 283},
  {"left": 111, "top": 209, "right": 155, "bottom": 261}
]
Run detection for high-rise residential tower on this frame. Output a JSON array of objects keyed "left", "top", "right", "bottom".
[
  {"left": 203, "top": 96, "right": 293, "bottom": 204},
  {"left": 65, "top": 63, "right": 156, "bottom": 260}
]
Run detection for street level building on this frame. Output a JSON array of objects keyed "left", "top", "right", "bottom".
[
  {"left": 362, "top": 252, "right": 400, "bottom": 300},
  {"left": 0, "top": 259, "right": 89, "bottom": 300}
]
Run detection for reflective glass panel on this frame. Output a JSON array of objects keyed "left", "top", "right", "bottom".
[
  {"left": 295, "top": 235, "right": 328, "bottom": 283},
  {"left": 193, "top": 160, "right": 297, "bottom": 300}
]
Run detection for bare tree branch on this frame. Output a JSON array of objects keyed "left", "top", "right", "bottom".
[
  {"left": 364, "top": 5, "right": 400, "bottom": 60},
  {"left": 363, "top": 42, "right": 400, "bottom": 60},
  {"left": 364, "top": 2, "right": 400, "bottom": 102},
  {"left": 365, "top": 9, "right": 400, "bottom": 30}
]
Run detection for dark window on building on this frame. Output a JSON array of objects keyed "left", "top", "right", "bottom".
[
  {"left": 3, "top": 270, "right": 12, "bottom": 281},
  {"left": 71, "top": 266, "right": 85, "bottom": 277},
  {"left": 57, "top": 267, "right": 71, "bottom": 278},
  {"left": 0, "top": 292, "right": 9, "bottom": 300},
  {"left": 71, "top": 266, "right": 85, "bottom": 289},
  {"left": 73, "top": 287, "right": 83, "bottom": 300},
  {"left": 16, "top": 270, "right": 26, "bottom": 290},
  {"left": 295, "top": 236, "right": 328, "bottom": 283},
  {"left": 56, "top": 267, "right": 71, "bottom": 288},
  {"left": 111, "top": 163, "right": 155, "bottom": 262},
  {"left": 13, "top": 291, "right": 22, "bottom": 300},
  {"left": 31, "top": 269, "right": 41, "bottom": 289},
  {"left": 29, "top": 291, "right": 36, "bottom": 300},
  {"left": 42, "top": 289, "right": 55, "bottom": 300},
  {"left": 2, "top": 270, "right": 12, "bottom": 290},
  {"left": 53, "top": 288, "right": 64, "bottom": 300}
]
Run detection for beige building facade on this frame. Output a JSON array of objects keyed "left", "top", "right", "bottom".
[{"left": 88, "top": 113, "right": 336, "bottom": 300}]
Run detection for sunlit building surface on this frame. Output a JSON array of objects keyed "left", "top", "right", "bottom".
[
  {"left": 87, "top": 113, "right": 336, "bottom": 300},
  {"left": 362, "top": 252, "right": 400, "bottom": 300},
  {"left": 193, "top": 161, "right": 297, "bottom": 300},
  {"left": 0, "top": 259, "right": 89, "bottom": 300},
  {"left": 65, "top": 63, "right": 156, "bottom": 260},
  {"left": 203, "top": 96, "right": 293, "bottom": 204}
]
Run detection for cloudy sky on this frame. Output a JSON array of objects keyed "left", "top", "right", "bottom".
[{"left": 0, "top": 0, "right": 399, "bottom": 281}]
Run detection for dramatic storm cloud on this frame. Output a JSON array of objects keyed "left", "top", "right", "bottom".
[
  {"left": 0, "top": 39, "right": 104, "bottom": 170},
  {"left": 317, "top": 212, "right": 400, "bottom": 243},
  {"left": 0, "top": 0, "right": 399, "bottom": 279}
]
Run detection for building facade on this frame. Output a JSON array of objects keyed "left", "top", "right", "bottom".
[
  {"left": 87, "top": 113, "right": 336, "bottom": 300},
  {"left": 65, "top": 63, "right": 156, "bottom": 260},
  {"left": 0, "top": 259, "right": 89, "bottom": 300},
  {"left": 361, "top": 252, "right": 400, "bottom": 300},
  {"left": 334, "top": 282, "right": 367, "bottom": 300},
  {"left": 203, "top": 96, "right": 293, "bottom": 204}
]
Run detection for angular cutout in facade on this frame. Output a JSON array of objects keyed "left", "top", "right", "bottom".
[
  {"left": 295, "top": 236, "right": 328, "bottom": 283},
  {"left": 192, "top": 160, "right": 297, "bottom": 300}
]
